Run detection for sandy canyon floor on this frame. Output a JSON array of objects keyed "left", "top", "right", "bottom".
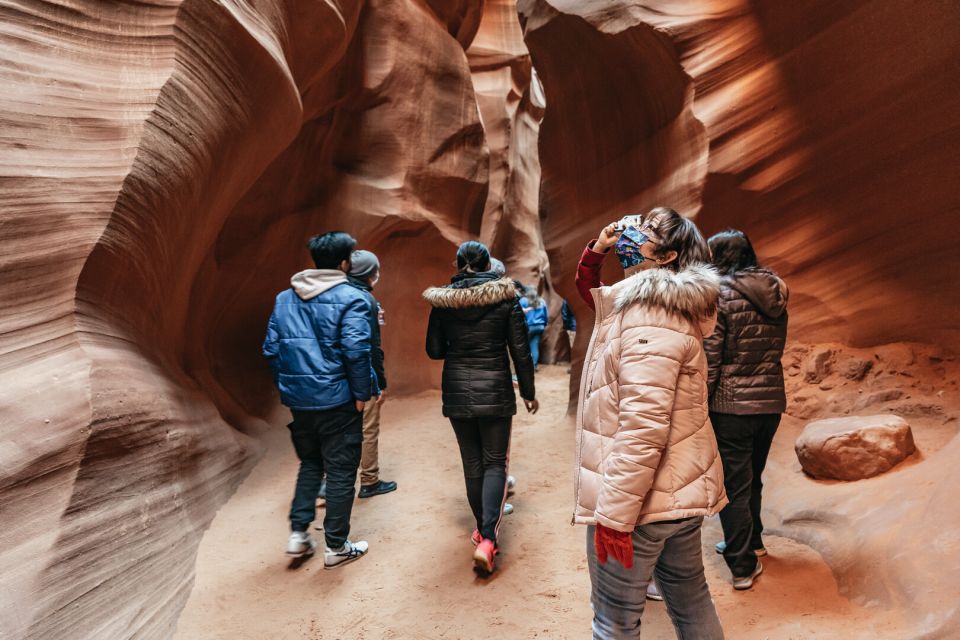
[{"left": 175, "top": 366, "right": 914, "bottom": 640}]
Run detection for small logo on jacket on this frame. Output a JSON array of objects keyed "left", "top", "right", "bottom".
[{"left": 638, "top": 338, "right": 649, "bottom": 344}]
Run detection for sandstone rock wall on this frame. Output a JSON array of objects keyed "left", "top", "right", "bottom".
[
  {"left": 518, "top": 1, "right": 960, "bottom": 635},
  {"left": 519, "top": 0, "right": 960, "bottom": 406},
  {"left": 0, "top": 1, "right": 507, "bottom": 637}
]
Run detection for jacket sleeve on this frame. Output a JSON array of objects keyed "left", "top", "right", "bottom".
[
  {"left": 506, "top": 300, "right": 536, "bottom": 401},
  {"left": 342, "top": 295, "right": 374, "bottom": 401},
  {"left": 369, "top": 298, "right": 387, "bottom": 390},
  {"left": 703, "top": 302, "right": 727, "bottom": 398},
  {"left": 425, "top": 308, "right": 447, "bottom": 360},
  {"left": 575, "top": 241, "right": 608, "bottom": 311},
  {"left": 594, "top": 329, "right": 689, "bottom": 532},
  {"left": 262, "top": 304, "right": 280, "bottom": 383}
]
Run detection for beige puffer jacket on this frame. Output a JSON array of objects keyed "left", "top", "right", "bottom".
[{"left": 574, "top": 265, "right": 729, "bottom": 532}]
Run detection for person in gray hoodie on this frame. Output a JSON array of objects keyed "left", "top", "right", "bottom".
[{"left": 703, "top": 229, "right": 789, "bottom": 590}]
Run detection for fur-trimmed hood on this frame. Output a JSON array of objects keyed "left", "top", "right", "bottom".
[
  {"left": 423, "top": 277, "right": 517, "bottom": 309},
  {"left": 613, "top": 264, "right": 721, "bottom": 318}
]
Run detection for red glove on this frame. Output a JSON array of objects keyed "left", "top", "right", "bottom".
[{"left": 594, "top": 523, "right": 634, "bottom": 569}]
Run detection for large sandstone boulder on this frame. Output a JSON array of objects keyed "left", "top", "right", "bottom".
[{"left": 795, "top": 415, "right": 916, "bottom": 481}]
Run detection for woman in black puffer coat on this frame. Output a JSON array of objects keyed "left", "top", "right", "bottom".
[
  {"left": 424, "top": 241, "right": 538, "bottom": 573},
  {"left": 704, "top": 229, "right": 788, "bottom": 589}
]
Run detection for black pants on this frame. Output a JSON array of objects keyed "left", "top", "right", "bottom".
[
  {"left": 449, "top": 416, "right": 512, "bottom": 543},
  {"left": 711, "top": 412, "right": 780, "bottom": 577},
  {"left": 288, "top": 402, "right": 363, "bottom": 549}
]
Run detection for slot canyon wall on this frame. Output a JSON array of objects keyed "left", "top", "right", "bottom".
[
  {"left": 518, "top": 0, "right": 960, "bottom": 636},
  {"left": 2, "top": 0, "right": 959, "bottom": 638},
  {"left": 0, "top": 0, "right": 543, "bottom": 637}
]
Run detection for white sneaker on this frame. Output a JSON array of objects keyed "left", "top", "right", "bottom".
[
  {"left": 324, "top": 539, "right": 369, "bottom": 569},
  {"left": 286, "top": 531, "right": 317, "bottom": 558},
  {"left": 503, "top": 503, "right": 514, "bottom": 515},
  {"left": 733, "top": 560, "right": 763, "bottom": 590},
  {"left": 646, "top": 581, "right": 663, "bottom": 601}
]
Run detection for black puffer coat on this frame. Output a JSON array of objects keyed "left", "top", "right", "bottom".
[
  {"left": 704, "top": 268, "right": 789, "bottom": 415},
  {"left": 424, "top": 275, "right": 536, "bottom": 418}
]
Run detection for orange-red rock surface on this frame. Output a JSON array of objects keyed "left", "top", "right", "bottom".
[
  {"left": 521, "top": 0, "right": 960, "bottom": 350},
  {"left": 0, "top": 0, "right": 499, "bottom": 637},
  {"left": 3, "top": 0, "right": 959, "bottom": 638},
  {"left": 519, "top": 1, "right": 960, "bottom": 635}
]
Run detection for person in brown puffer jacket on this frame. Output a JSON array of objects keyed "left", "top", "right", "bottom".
[{"left": 704, "top": 229, "right": 789, "bottom": 590}]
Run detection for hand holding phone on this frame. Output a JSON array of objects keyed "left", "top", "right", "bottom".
[{"left": 613, "top": 214, "right": 645, "bottom": 232}]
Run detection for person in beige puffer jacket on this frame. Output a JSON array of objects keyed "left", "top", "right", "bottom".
[{"left": 575, "top": 208, "right": 727, "bottom": 640}]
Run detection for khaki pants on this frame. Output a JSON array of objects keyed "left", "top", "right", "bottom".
[{"left": 360, "top": 399, "right": 382, "bottom": 486}]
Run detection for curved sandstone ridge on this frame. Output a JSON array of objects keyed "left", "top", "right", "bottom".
[
  {"left": 519, "top": 2, "right": 960, "bottom": 635},
  {"left": 3, "top": 0, "right": 959, "bottom": 638},
  {"left": 0, "top": 1, "right": 525, "bottom": 638},
  {"left": 521, "top": 0, "right": 960, "bottom": 348}
]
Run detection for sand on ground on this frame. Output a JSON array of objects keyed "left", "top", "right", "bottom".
[{"left": 175, "top": 366, "right": 908, "bottom": 639}]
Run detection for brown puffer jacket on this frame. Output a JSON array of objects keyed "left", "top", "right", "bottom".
[
  {"left": 704, "top": 268, "right": 789, "bottom": 415},
  {"left": 574, "top": 265, "right": 728, "bottom": 532}
]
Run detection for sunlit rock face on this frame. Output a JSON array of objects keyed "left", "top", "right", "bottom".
[
  {"left": 520, "top": 0, "right": 960, "bottom": 364},
  {"left": 519, "top": 1, "right": 960, "bottom": 634},
  {"left": 1, "top": 0, "right": 494, "bottom": 637}
]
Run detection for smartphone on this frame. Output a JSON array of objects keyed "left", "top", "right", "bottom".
[{"left": 613, "top": 214, "right": 645, "bottom": 232}]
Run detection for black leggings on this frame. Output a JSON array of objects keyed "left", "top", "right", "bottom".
[{"left": 449, "top": 416, "right": 512, "bottom": 543}]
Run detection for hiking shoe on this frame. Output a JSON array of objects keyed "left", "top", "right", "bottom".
[
  {"left": 324, "top": 540, "right": 368, "bottom": 569},
  {"left": 473, "top": 539, "right": 497, "bottom": 573},
  {"left": 286, "top": 531, "right": 317, "bottom": 558},
  {"left": 471, "top": 529, "right": 482, "bottom": 546},
  {"left": 733, "top": 560, "right": 763, "bottom": 590},
  {"left": 646, "top": 581, "right": 663, "bottom": 601},
  {"left": 503, "top": 503, "right": 514, "bottom": 515},
  {"left": 716, "top": 541, "right": 767, "bottom": 557},
  {"left": 358, "top": 480, "right": 397, "bottom": 499}
]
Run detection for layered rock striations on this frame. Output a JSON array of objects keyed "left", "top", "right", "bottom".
[
  {"left": 0, "top": 1, "right": 499, "bottom": 638},
  {"left": 519, "top": 1, "right": 960, "bottom": 634},
  {"left": 520, "top": 0, "right": 960, "bottom": 399}
]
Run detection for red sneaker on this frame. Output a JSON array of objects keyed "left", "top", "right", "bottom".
[
  {"left": 473, "top": 538, "right": 497, "bottom": 573},
  {"left": 471, "top": 529, "right": 482, "bottom": 546}
]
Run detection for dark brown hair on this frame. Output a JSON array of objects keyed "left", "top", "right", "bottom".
[
  {"left": 708, "top": 229, "right": 759, "bottom": 275},
  {"left": 647, "top": 207, "right": 711, "bottom": 271}
]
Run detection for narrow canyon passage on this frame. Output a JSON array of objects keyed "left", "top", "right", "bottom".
[{"left": 174, "top": 367, "right": 908, "bottom": 640}]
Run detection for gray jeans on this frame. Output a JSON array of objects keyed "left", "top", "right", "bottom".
[{"left": 587, "top": 517, "right": 724, "bottom": 640}]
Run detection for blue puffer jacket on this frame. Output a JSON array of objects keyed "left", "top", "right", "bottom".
[
  {"left": 519, "top": 296, "right": 548, "bottom": 330},
  {"left": 263, "top": 269, "right": 377, "bottom": 410}
]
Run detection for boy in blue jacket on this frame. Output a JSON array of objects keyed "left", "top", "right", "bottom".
[{"left": 263, "top": 231, "right": 376, "bottom": 568}]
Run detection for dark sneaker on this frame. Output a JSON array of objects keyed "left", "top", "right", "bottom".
[{"left": 358, "top": 480, "right": 397, "bottom": 499}]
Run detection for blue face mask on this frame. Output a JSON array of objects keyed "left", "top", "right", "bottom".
[{"left": 614, "top": 227, "right": 651, "bottom": 269}]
